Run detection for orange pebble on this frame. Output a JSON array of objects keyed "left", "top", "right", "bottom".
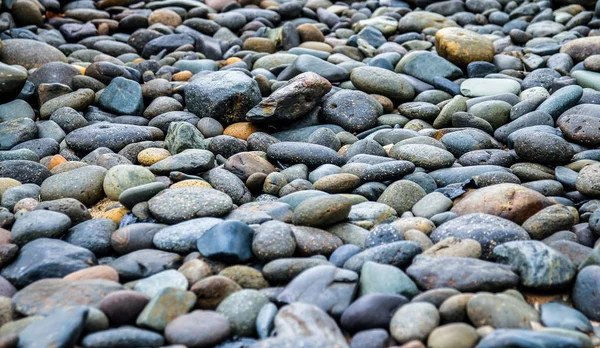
[
  {"left": 226, "top": 57, "right": 242, "bottom": 65},
  {"left": 74, "top": 65, "right": 86, "bottom": 75},
  {"left": 223, "top": 122, "right": 265, "bottom": 140},
  {"left": 173, "top": 71, "right": 193, "bottom": 81},
  {"left": 133, "top": 58, "right": 145, "bottom": 63},
  {"left": 64, "top": 265, "right": 119, "bottom": 282},
  {"left": 102, "top": 207, "right": 129, "bottom": 225},
  {"left": 48, "top": 155, "right": 67, "bottom": 170}
]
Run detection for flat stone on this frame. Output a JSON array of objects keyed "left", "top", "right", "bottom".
[
  {"left": 148, "top": 187, "right": 233, "bottom": 224},
  {"left": 13, "top": 278, "right": 123, "bottom": 316},
  {"left": 407, "top": 256, "right": 519, "bottom": 292},
  {"left": 460, "top": 78, "right": 521, "bottom": 97},
  {"left": 136, "top": 287, "right": 196, "bottom": 331}
]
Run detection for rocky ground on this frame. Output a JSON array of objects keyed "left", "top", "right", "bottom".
[{"left": 0, "top": 0, "right": 599, "bottom": 346}]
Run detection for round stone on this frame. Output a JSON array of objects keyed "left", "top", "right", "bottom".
[
  {"left": 435, "top": 27, "right": 494, "bottom": 68},
  {"left": 103, "top": 165, "right": 156, "bottom": 201}
]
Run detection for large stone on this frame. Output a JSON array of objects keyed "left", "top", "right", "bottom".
[
  {"left": 431, "top": 213, "right": 529, "bottom": 260},
  {"left": 451, "top": 183, "right": 552, "bottom": 224},
  {"left": 136, "top": 287, "right": 196, "bottom": 331},
  {"left": 2, "top": 239, "right": 97, "bottom": 288},
  {"left": 65, "top": 123, "right": 156, "bottom": 154},
  {"left": 493, "top": 240, "right": 576, "bottom": 289},
  {"left": 0, "top": 39, "right": 67, "bottom": 69},
  {"left": 350, "top": 67, "right": 415, "bottom": 101},
  {"left": 17, "top": 306, "right": 88, "bottom": 348},
  {"left": 277, "top": 265, "right": 358, "bottom": 318},
  {"left": 560, "top": 36, "right": 600, "bottom": 62},
  {"left": 164, "top": 310, "right": 230, "bottom": 347},
  {"left": 247, "top": 72, "right": 331, "bottom": 123},
  {"left": 98, "top": 77, "right": 144, "bottom": 115},
  {"left": 274, "top": 303, "right": 348, "bottom": 347},
  {"left": 148, "top": 187, "right": 233, "bottom": 224},
  {"left": 186, "top": 71, "right": 261, "bottom": 125},
  {"left": 13, "top": 278, "right": 123, "bottom": 316},
  {"left": 407, "top": 256, "right": 519, "bottom": 292},
  {"left": 396, "top": 51, "right": 462, "bottom": 85},
  {"left": 216, "top": 289, "right": 269, "bottom": 337},
  {"left": 40, "top": 165, "right": 107, "bottom": 206},
  {"left": 576, "top": 163, "right": 600, "bottom": 197},
  {"left": 435, "top": 27, "right": 494, "bottom": 68},
  {"left": 467, "top": 293, "right": 540, "bottom": 328},
  {"left": 103, "top": 164, "right": 155, "bottom": 201},
  {"left": 389, "top": 302, "right": 439, "bottom": 344}
]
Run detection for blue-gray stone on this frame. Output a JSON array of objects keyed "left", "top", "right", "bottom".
[
  {"left": 98, "top": 77, "right": 144, "bottom": 115},
  {"left": 196, "top": 220, "right": 254, "bottom": 264}
]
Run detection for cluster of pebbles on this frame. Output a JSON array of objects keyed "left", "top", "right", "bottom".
[{"left": 1, "top": 0, "right": 600, "bottom": 346}]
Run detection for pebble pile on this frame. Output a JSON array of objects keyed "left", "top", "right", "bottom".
[{"left": 0, "top": 0, "right": 600, "bottom": 346}]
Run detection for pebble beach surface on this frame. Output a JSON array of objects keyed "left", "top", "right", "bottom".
[{"left": 0, "top": 0, "right": 600, "bottom": 346}]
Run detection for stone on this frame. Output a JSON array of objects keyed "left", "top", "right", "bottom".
[
  {"left": 164, "top": 122, "right": 206, "bottom": 155},
  {"left": 541, "top": 302, "right": 592, "bottom": 333},
  {"left": 12, "top": 278, "right": 123, "bottom": 316},
  {"left": 134, "top": 270, "right": 188, "bottom": 298},
  {"left": 40, "top": 165, "right": 107, "bottom": 206},
  {"left": 560, "top": 36, "right": 600, "bottom": 62},
  {"left": 40, "top": 89, "right": 96, "bottom": 119},
  {"left": 82, "top": 327, "right": 164, "bottom": 347},
  {"left": 389, "top": 302, "right": 439, "bottom": 344},
  {"left": 292, "top": 195, "right": 351, "bottom": 227},
  {"left": 576, "top": 163, "right": 600, "bottom": 197},
  {"left": 190, "top": 275, "right": 242, "bottom": 310},
  {"left": 109, "top": 249, "right": 182, "bottom": 282},
  {"left": 435, "top": 27, "right": 494, "bottom": 68},
  {"left": 164, "top": 310, "right": 231, "bottom": 347},
  {"left": 451, "top": 184, "right": 552, "bottom": 224},
  {"left": 423, "top": 237, "right": 482, "bottom": 259},
  {"left": 494, "top": 240, "right": 576, "bottom": 289},
  {"left": 216, "top": 289, "right": 269, "bottom": 337},
  {"left": 522, "top": 205, "right": 577, "bottom": 240},
  {"left": 427, "top": 323, "right": 479, "bottom": 348},
  {"left": 65, "top": 123, "right": 155, "bottom": 153},
  {"left": 475, "top": 329, "right": 583, "bottom": 348},
  {"left": 377, "top": 180, "right": 426, "bottom": 215},
  {"left": 350, "top": 67, "right": 415, "bottom": 101},
  {"left": 572, "top": 265, "right": 600, "bottom": 321},
  {"left": 274, "top": 303, "right": 347, "bottom": 346},
  {"left": 2, "top": 239, "right": 97, "bottom": 288},
  {"left": 196, "top": 220, "right": 254, "bottom": 264},
  {"left": 407, "top": 256, "right": 519, "bottom": 292},
  {"left": 467, "top": 292, "right": 540, "bottom": 328},
  {"left": 359, "top": 261, "right": 418, "bottom": 298},
  {"left": 390, "top": 144, "right": 455, "bottom": 170},
  {"left": 103, "top": 164, "right": 155, "bottom": 201},
  {"left": 278, "top": 265, "right": 357, "bottom": 317},
  {"left": 136, "top": 287, "right": 196, "bottom": 331},
  {"left": 267, "top": 142, "right": 345, "bottom": 167},
  {"left": 186, "top": 71, "right": 261, "bottom": 125},
  {"left": 153, "top": 217, "right": 222, "bottom": 253},
  {"left": 321, "top": 90, "right": 383, "bottom": 133},
  {"left": 397, "top": 51, "right": 462, "bottom": 85},
  {"left": 252, "top": 220, "right": 296, "bottom": 261},
  {"left": 148, "top": 187, "right": 233, "bottom": 224},
  {"left": 431, "top": 213, "right": 529, "bottom": 260},
  {"left": 0, "top": 39, "right": 67, "bottom": 69},
  {"left": 17, "top": 306, "right": 88, "bottom": 348},
  {"left": 343, "top": 241, "right": 422, "bottom": 272},
  {"left": 460, "top": 78, "right": 521, "bottom": 97},
  {"left": 11, "top": 210, "right": 71, "bottom": 246},
  {"left": 341, "top": 293, "right": 408, "bottom": 333}
]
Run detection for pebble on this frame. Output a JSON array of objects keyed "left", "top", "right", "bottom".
[
  {"left": 216, "top": 289, "right": 269, "bottom": 337},
  {"left": 0, "top": 0, "right": 598, "bottom": 346}
]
